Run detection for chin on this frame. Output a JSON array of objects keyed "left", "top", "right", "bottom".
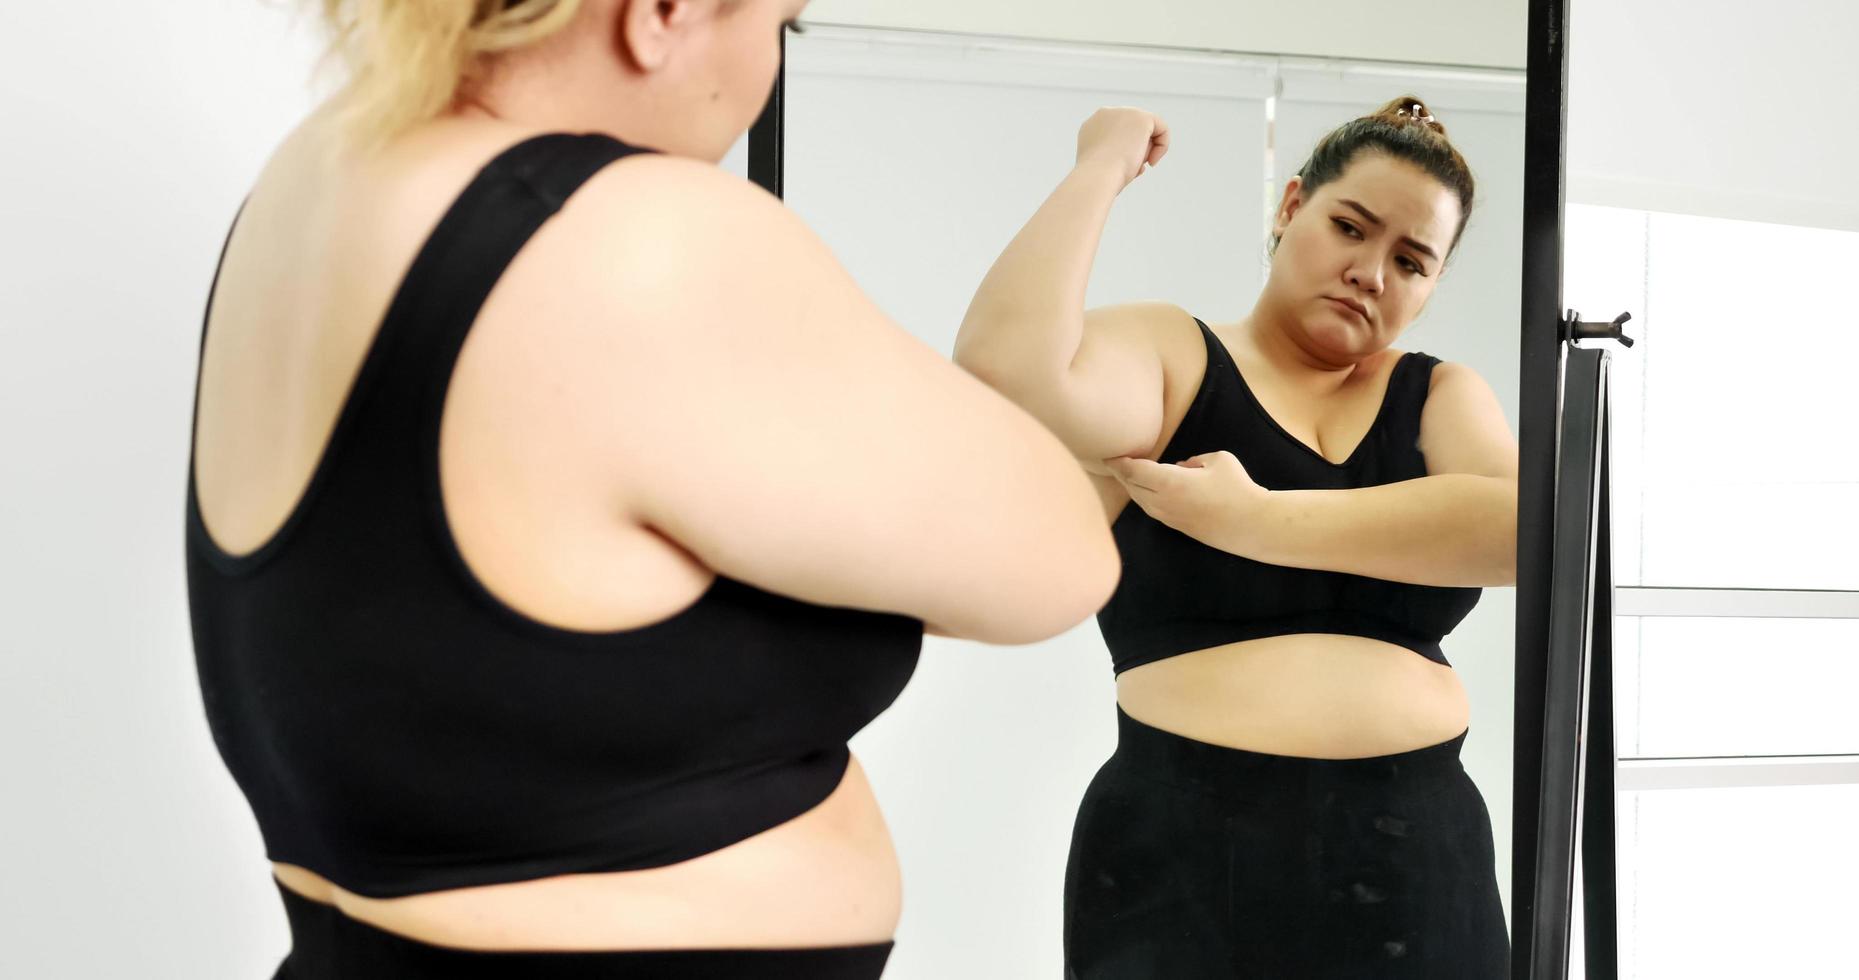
[{"left": 1297, "top": 326, "right": 1349, "bottom": 355}]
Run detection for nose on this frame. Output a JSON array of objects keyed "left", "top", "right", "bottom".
[{"left": 1346, "top": 256, "right": 1384, "bottom": 296}]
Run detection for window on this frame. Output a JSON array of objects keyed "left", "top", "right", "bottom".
[{"left": 1567, "top": 204, "right": 1859, "bottom": 978}]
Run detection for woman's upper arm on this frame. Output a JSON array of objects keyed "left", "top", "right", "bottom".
[
  {"left": 1417, "top": 361, "right": 1519, "bottom": 479},
  {"left": 1054, "top": 302, "right": 1185, "bottom": 464},
  {"left": 564, "top": 158, "right": 1120, "bottom": 645},
  {"left": 957, "top": 301, "right": 1179, "bottom": 467}
]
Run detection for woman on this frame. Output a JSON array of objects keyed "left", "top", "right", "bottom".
[
  {"left": 954, "top": 99, "right": 1516, "bottom": 977},
  {"left": 186, "top": 1, "right": 1120, "bottom": 975}
]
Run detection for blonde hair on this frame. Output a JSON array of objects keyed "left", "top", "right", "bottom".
[{"left": 302, "top": 0, "right": 590, "bottom": 154}]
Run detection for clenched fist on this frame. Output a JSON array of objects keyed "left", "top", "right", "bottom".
[{"left": 1076, "top": 107, "right": 1171, "bottom": 189}]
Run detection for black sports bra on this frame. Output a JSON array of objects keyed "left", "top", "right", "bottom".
[
  {"left": 1095, "top": 318, "right": 1481, "bottom": 676},
  {"left": 186, "top": 132, "right": 922, "bottom": 898}
]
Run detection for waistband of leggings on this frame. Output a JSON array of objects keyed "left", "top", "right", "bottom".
[
  {"left": 274, "top": 877, "right": 894, "bottom": 979},
  {"left": 1111, "top": 704, "right": 1468, "bottom": 802}
]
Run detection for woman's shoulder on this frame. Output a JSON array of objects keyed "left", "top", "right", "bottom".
[
  {"left": 562, "top": 152, "right": 829, "bottom": 308},
  {"left": 1414, "top": 355, "right": 1483, "bottom": 392},
  {"left": 574, "top": 150, "right": 792, "bottom": 237}
]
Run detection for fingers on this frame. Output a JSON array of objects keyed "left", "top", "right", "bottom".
[
  {"left": 1106, "top": 456, "right": 1160, "bottom": 477},
  {"left": 1134, "top": 115, "right": 1169, "bottom": 178},
  {"left": 1178, "top": 450, "right": 1233, "bottom": 469},
  {"left": 1105, "top": 456, "right": 1168, "bottom": 493},
  {"left": 1147, "top": 116, "right": 1171, "bottom": 167},
  {"left": 1080, "top": 107, "right": 1170, "bottom": 181}
]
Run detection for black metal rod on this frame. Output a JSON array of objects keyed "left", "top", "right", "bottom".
[
  {"left": 747, "top": 28, "right": 786, "bottom": 198},
  {"left": 1534, "top": 349, "right": 1609, "bottom": 978},
  {"left": 1583, "top": 387, "right": 1621, "bottom": 980},
  {"left": 1516, "top": 0, "right": 1573, "bottom": 973}
]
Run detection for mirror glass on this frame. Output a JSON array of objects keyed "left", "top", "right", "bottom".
[{"left": 782, "top": 8, "right": 1526, "bottom": 976}]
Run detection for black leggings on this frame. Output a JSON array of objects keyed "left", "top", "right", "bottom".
[
  {"left": 1063, "top": 708, "right": 1509, "bottom": 979},
  {"left": 270, "top": 878, "right": 893, "bottom": 979}
]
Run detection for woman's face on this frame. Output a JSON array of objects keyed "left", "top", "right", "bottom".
[{"left": 1265, "top": 153, "right": 1462, "bottom": 362}]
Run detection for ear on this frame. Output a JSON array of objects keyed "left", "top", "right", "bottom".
[
  {"left": 1272, "top": 175, "right": 1305, "bottom": 240},
  {"left": 617, "top": 0, "right": 705, "bottom": 72}
]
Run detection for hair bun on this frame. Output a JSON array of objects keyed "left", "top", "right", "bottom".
[{"left": 1373, "top": 95, "right": 1446, "bottom": 137}]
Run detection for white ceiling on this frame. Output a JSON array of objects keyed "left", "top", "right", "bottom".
[{"left": 804, "top": 0, "right": 1527, "bottom": 70}]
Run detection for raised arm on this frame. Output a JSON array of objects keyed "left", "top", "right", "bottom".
[{"left": 952, "top": 108, "right": 1178, "bottom": 470}]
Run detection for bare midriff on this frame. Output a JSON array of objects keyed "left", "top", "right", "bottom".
[{"left": 1114, "top": 634, "right": 1470, "bottom": 759}]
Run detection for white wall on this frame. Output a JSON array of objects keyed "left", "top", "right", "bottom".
[
  {"left": 1567, "top": 0, "right": 1859, "bottom": 232},
  {"left": 0, "top": 6, "right": 1519, "bottom": 978},
  {"left": 3, "top": 2, "right": 333, "bottom": 976},
  {"left": 805, "top": 0, "right": 1528, "bottom": 70},
  {"left": 785, "top": 27, "right": 1525, "bottom": 979}
]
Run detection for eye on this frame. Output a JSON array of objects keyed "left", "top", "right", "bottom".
[
  {"left": 1332, "top": 218, "right": 1362, "bottom": 238},
  {"left": 1399, "top": 257, "right": 1426, "bottom": 276}
]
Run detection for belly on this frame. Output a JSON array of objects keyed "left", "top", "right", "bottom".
[
  {"left": 1114, "top": 634, "right": 1472, "bottom": 758},
  {"left": 273, "top": 754, "right": 900, "bottom": 951}
]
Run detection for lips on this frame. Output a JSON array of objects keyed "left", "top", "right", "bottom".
[{"left": 1326, "top": 297, "right": 1369, "bottom": 323}]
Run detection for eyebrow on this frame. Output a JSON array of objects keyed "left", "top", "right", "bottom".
[{"left": 1339, "top": 199, "right": 1441, "bottom": 262}]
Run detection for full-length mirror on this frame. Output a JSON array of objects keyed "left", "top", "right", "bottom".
[{"left": 779, "top": 9, "right": 1527, "bottom": 978}]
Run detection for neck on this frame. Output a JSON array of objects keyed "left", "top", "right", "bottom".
[
  {"left": 459, "top": 52, "right": 712, "bottom": 161},
  {"left": 1239, "top": 298, "right": 1365, "bottom": 389}
]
